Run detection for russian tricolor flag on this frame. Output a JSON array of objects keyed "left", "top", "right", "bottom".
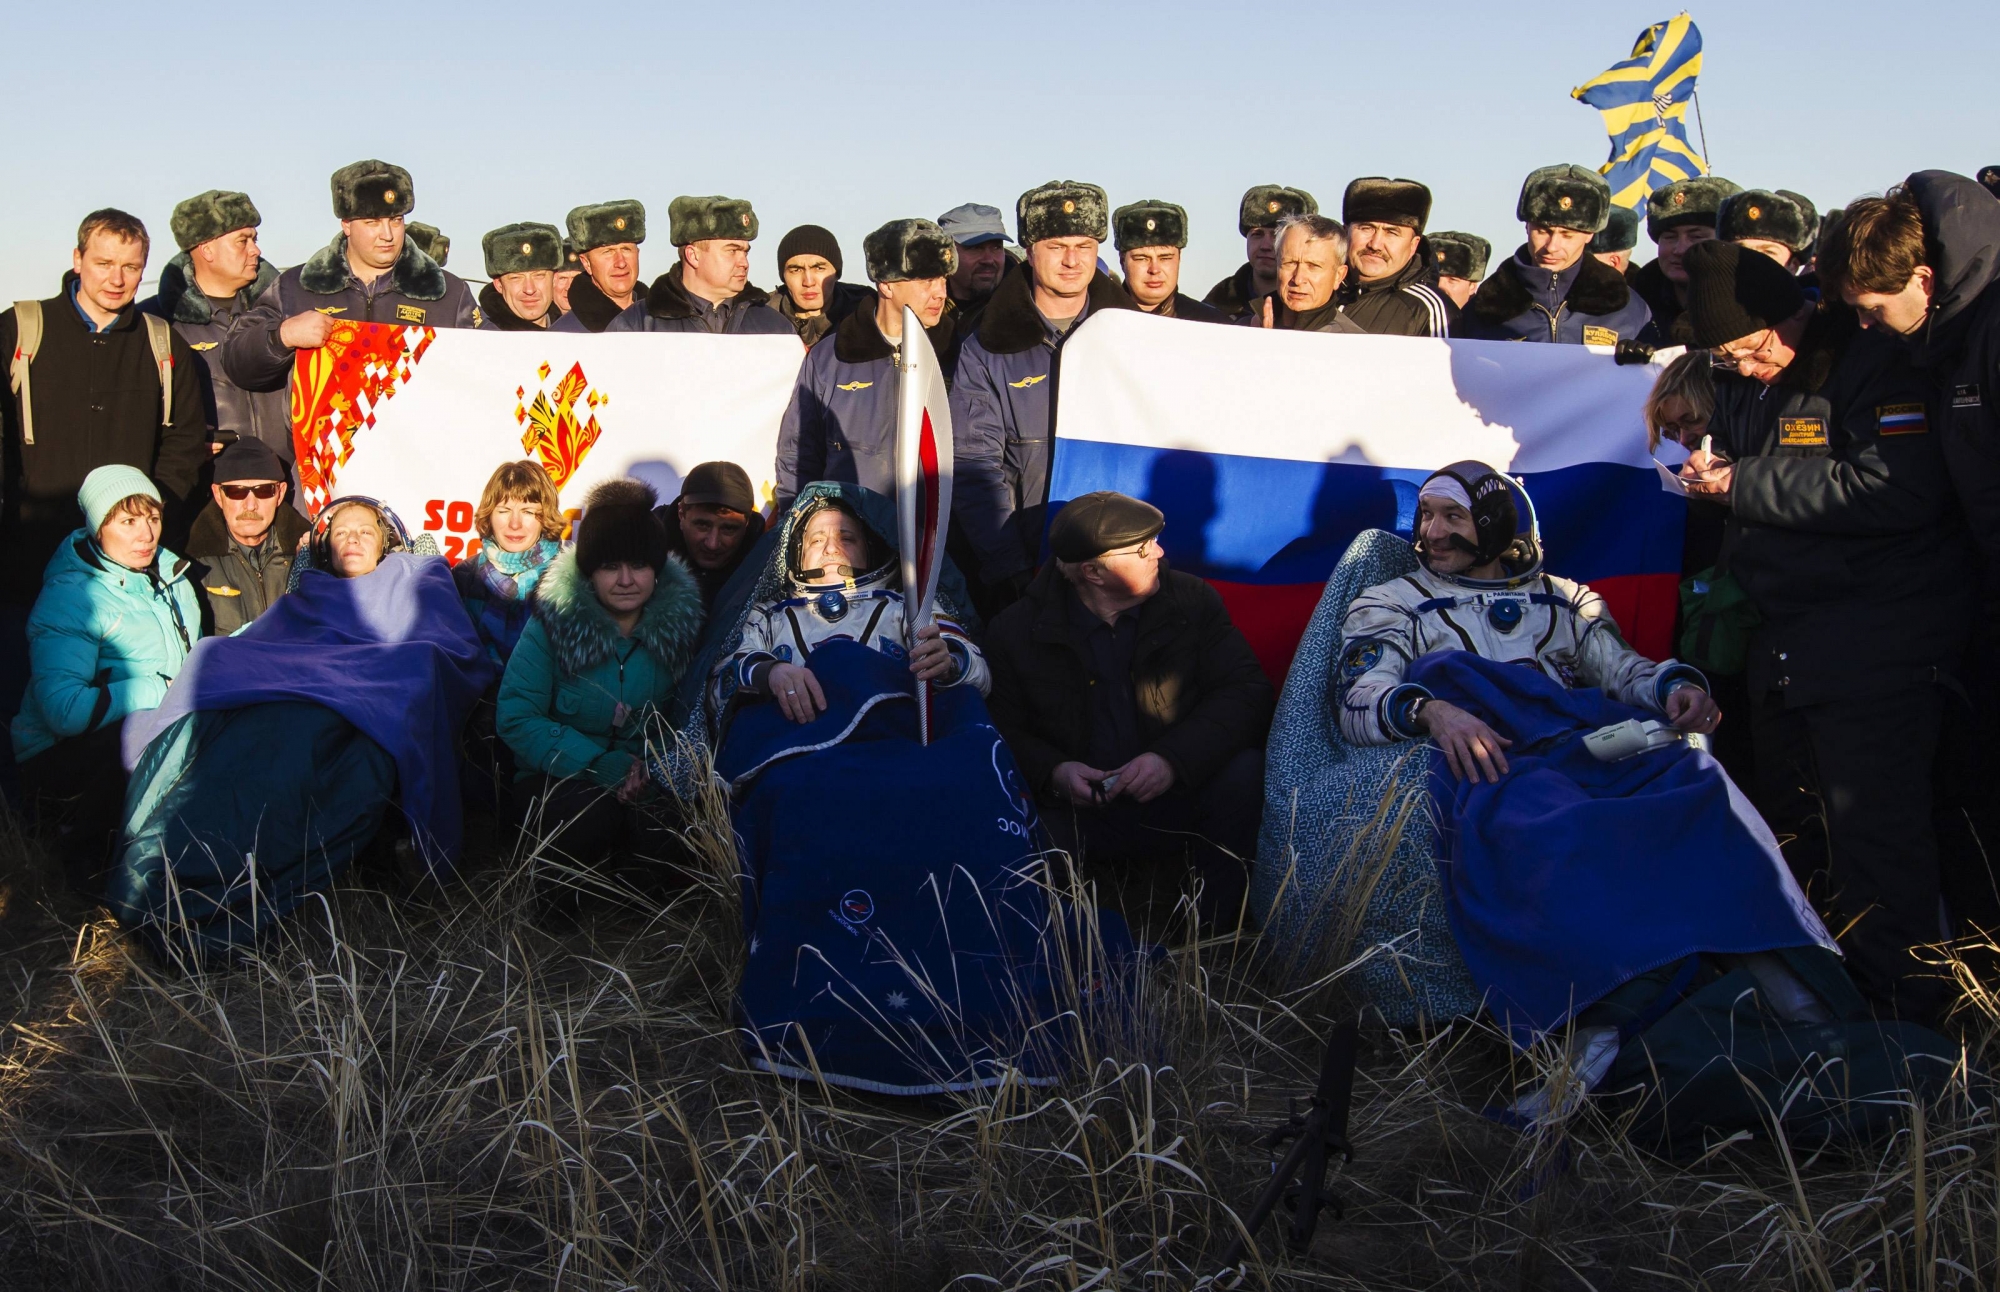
[{"left": 1048, "top": 312, "right": 1686, "bottom": 682}]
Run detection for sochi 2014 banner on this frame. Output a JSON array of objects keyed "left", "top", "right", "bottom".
[
  {"left": 1048, "top": 311, "right": 1684, "bottom": 681},
  {"left": 289, "top": 321, "right": 803, "bottom": 559}
]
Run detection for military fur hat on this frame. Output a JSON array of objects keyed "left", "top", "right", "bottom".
[
  {"left": 482, "top": 222, "right": 563, "bottom": 277},
  {"left": 1238, "top": 184, "right": 1317, "bottom": 236},
  {"left": 405, "top": 222, "right": 449, "bottom": 266},
  {"left": 1427, "top": 231, "right": 1491, "bottom": 281},
  {"left": 1342, "top": 177, "right": 1432, "bottom": 232},
  {"left": 170, "top": 190, "right": 261, "bottom": 252},
  {"left": 1112, "top": 201, "right": 1188, "bottom": 252},
  {"left": 566, "top": 200, "right": 646, "bottom": 253},
  {"left": 1717, "top": 189, "right": 1814, "bottom": 255},
  {"left": 331, "top": 159, "right": 415, "bottom": 220},
  {"left": 1018, "top": 181, "right": 1109, "bottom": 246},
  {"left": 1516, "top": 164, "right": 1611, "bottom": 234},
  {"left": 1588, "top": 205, "right": 1640, "bottom": 255},
  {"left": 669, "top": 195, "right": 758, "bottom": 246},
  {"left": 1646, "top": 175, "right": 1741, "bottom": 241},
  {"left": 863, "top": 219, "right": 958, "bottom": 283}
]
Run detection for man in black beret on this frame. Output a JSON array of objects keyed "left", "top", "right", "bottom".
[
  {"left": 140, "top": 190, "right": 290, "bottom": 466},
  {"left": 1338, "top": 177, "right": 1453, "bottom": 336},
  {"left": 770, "top": 225, "right": 874, "bottom": 347},
  {"left": 1630, "top": 175, "right": 1741, "bottom": 341},
  {"left": 1718, "top": 189, "right": 1817, "bottom": 271},
  {"left": 185, "top": 436, "right": 308, "bottom": 635},
  {"left": 478, "top": 223, "right": 565, "bottom": 330},
  {"left": 1588, "top": 205, "right": 1640, "bottom": 275},
  {"left": 554, "top": 200, "right": 646, "bottom": 334},
  {"left": 984, "top": 490, "right": 1274, "bottom": 930},
  {"left": 1113, "top": 201, "right": 1226, "bottom": 323},
  {"left": 1679, "top": 238, "right": 1964, "bottom": 1024},
  {"left": 656, "top": 460, "right": 766, "bottom": 611},
  {"left": 1455, "top": 164, "right": 1655, "bottom": 346},
  {"left": 222, "top": 159, "right": 479, "bottom": 399},
  {"left": 1426, "top": 232, "right": 1490, "bottom": 309},
  {"left": 1203, "top": 184, "right": 1317, "bottom": 320},
  {"left": 776, "top": 218, "right": 962, "bottom": 509},
  {"left": 608, "top": 195, "right": 793, "bottom": 336}
]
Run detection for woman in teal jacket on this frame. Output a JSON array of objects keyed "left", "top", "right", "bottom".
[
  {"left": 14, "top": 466, "right": 200, "bottom": 896},
  {"left": 497, "top": 478, "right": 703, "bottom": 906}
]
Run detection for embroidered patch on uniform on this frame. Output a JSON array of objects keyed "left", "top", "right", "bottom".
[
  {"left": 1582, "top": 325, "right": 1619, "bottom": 346},
  {"left": 189, "top": 341, "right": 218, "bottom": 351},
  {"left": 1007, "top": 374, "right": 1047, "bottom": 389},
  {"left": 1339, "top": 639, "right": 1383, "bottom": 683},
  {"left": 835, "top": 380, "right": 874, "bottom": 392},
  {"left": 396, "top": 304, "right": 427, "bottom": 324},
  {"left": 203, "top": 585, "right": 241, "bottom": 597},
  {"left": 1877, "top": 403, "right": 1928, "bottom": 435},
  {"left": 1953, "top": 383, "right": 1982, "bottom": 409},
  {"left": 1778, "top": 417, "right": 1828, "bottom": 446},
  {"left": 315, "top": 306, "right": 346, "bottom": 315}
]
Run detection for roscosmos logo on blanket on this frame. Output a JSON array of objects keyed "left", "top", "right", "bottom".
[{"left": 991, "top": 737, "right": 1038, "bottom": 836}]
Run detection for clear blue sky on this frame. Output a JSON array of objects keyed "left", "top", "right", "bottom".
[{"left": 3, "top": 1, "right": 1990, "bottom": 303}]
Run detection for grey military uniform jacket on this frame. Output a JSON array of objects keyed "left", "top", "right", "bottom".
[{"left": 140, "top": 254, "right": 292, "bottom": 462}]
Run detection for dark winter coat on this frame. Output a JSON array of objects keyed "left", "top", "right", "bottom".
[
  {"left": 658, "top": 499, "right": 766, "bottom": 612},
  {"left": 984, "top": 564, "right": 1274, "bottom": 797},
  {"left": 1456, "top": 248, "right": 1657, "bottom": 345},
  {"left": 1338, "top": 242, "right": 1455, "bottom": 337},
  {"left": 1142, "top": 292, "right": 1231, "bottom": 324},
  {"left": 139, "top": 254, "right": 291, "bottom": 461},
  {"left": 606, "top": 265, "right": 796, "bottom": 336},
  {"left": 770, "top": 279, "right": 874, "bottom": 348},
  {"left": 221, "top": 235, "right": 479, "bottom": 395},
  {"left": 1, "top": 279, "right": 211, "bottom": 603},
  {"left": 1202, "top": 263, "right": 1259, "bottom": 319},
  {"left": 1709, "top": 311, "right": 1966, "bottom": 706},
  {"left": 185, "top": 499, "right": 308, "bottom": 636},
  {"left": 477, "top": 282, "right": 562, "bottom": 331},
  {"left": 550, "top": 272, "right": 632, "bottom": 333},
  {"left": 775, "top": 306, "right": 961, "bottom": 508},
  {"left": 1233, "top": 294, "right": 1367, "bottom": 334}
]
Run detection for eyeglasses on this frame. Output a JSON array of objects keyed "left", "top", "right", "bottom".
[
  {"left": 219, "top": 483, "right": 281, "bottom": 500},
  {"left": 1711, "top": 329, "right": 1781, "bottom": 372}
]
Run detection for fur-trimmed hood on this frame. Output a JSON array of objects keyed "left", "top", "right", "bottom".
[
  {"left": 299, "top": 234, "right": 449, "bottom": 301},
  {"left": 643, "top": 263, "right": 773, "bottom": 321},
  {"left": 151, "top": 252, "right": 280, "bottom": 325},
  {"left": 974, "top": 262, "right": 1135, "bottom": 354},
  {"left": 531, "top": 546, "right": 704, "bottom": 678},
  {"left": 831, "top": 299, "right": 959, "bottom": 365},
  {"left": 1468, "top": 248, "right": 1634, "bottom": 324}
]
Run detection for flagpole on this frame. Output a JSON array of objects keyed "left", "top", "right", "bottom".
[{"left": 1692, "top": 89, "right": 1711, "bottom": 170}]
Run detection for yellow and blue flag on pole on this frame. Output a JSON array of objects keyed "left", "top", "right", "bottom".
[{"left": 1572, "top": 15, "right": 1707, "bottom": 209}]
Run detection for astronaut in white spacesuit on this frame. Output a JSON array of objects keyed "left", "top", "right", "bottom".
[{"left": 1336, "top": 460, "right": 1720, "bottom": 782}]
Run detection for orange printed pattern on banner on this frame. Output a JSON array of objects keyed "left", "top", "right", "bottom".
[
  {"left": 291, "top": 321, "right": 437, "bottom": 512},
  {"left": 517, "top": 360, "right": 603, "bottom": 489}
]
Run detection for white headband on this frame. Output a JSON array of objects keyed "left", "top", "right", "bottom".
[{"left": 1418, "top": 475, "right": 1474, "bottom": 511}]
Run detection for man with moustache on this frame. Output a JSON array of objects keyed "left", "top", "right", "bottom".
[
  {"left": 1113, "top": 201, "right": 1227, "bottom": 323},
  {"left": 185, "top": 437, "right": 307, "bottom": 635},
  {"left": 1455, "top": 164, "right": 1655, "bottom": 345},
  {"left": 1204, "top": 184, "right": 1317, "bottom": 320},
  {"left": 554, "top": 200, "right": 646, "bottom": 334},
  {"left": 1338, "top": 177, "right": 1453, "bottom": 336}
]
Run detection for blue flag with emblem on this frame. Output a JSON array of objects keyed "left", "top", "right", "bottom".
[{"left": 1572, "top": 14, "right": 1708, "bottom": 209}]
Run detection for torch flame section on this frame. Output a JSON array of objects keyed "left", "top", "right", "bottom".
[{"left": 517, "top": 360, "right": 604, "bottom": 489}]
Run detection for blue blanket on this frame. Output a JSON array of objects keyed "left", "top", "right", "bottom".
[
  {"left": 1412, "top": 651, "right": 1834, "bottom": 1044},
  {"left": 725, "top": 640, "right": 1122, "bottom": 1095},
  {"left": 121, "top": 554, "right": 493, "bottom": 869}
]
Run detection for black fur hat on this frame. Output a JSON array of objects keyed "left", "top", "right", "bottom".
[
  {"left": 1646, "top": 176, "right": 1741, "bottom": 241},
  {"left": 566, "top": 200, "right": 646, "bottom": 252},
  {"left": 405, "top": 222, "right": 449, "bottom": 266},
  {"left": 1237, "top": 184, "right": 1317, "bottom": 235},
  {"left": 482, "top": 222, "right": 563, "bottom": 277},
  {"left": 1427, "top": 231, "right": 1492, "bottom": 281},
  {"left": 1342, "top": 177, "right": 1432, "bottom": 232},
  {"left": 1516, "top": 164, "right": 1610, "bottom": 234},
  {"left": 1717, "top": 189, "right": 1814, "bottom": 256},
  {"left": 1588, "top": 205, "right": 1640, "bottom": 255},
  {"left": 1018, "top": 181, "right": 1109, "bottom": 246},
  {"left": 170, "top": 190, "right": 260, "bottom": 252},
  {"left": 574, "top": 478, "right": 668, "bottom": 575},
  {"left": 670, "top": 195, "right": 758, "bottom": 246},
  {"left": 863, "top": 219, "right": 958, "bottom": 283},
  {"left": 1112, "top": 201, "right": 1188, "bottom": 252},
  {"left": 331, "top": 159, "right": 415, "bottom": 220}
]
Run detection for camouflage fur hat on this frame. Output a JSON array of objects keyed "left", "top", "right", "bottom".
[
  {"left": 405, "top": 222, "right": 449, "bottom": 266},
  {"left": 1717, "top": 189, "right": 1815, "bottom": 255},
  {"left": 1517, "top": 164, "right": 1610, "bottom": 234},
  {"left": 332, "top": 159, "right": 415, "bottom": 220},
  {"left": 1646, "top": 176, "right": 1741, "bottom": 241},
  {"left": 170, "top": 190, "right": 261, "bottom": 252},
  {"left": 1018, "top": 181, "right": 1109, "bottom": 246},
  {"left": 567, "top": 200, "right": 646, "bottom": 252},
  {"left": 1427, "top": 231, "right": 1492, "bottom": 281},
  {"left": 863, "top": 219, "right": 958, "bottom": 283},
  {"left": 1588, "top": 205, "right": 1640, "bottom": 255},
  {"left": 670, "top": 196, "right": 757, "bottom": 246},
  {"left": 1342, "top": 177, "right": 1431, "bottom": 232},
  {"left": 482, "top": 222, "right": 563, "bottom": 277},
  {"left": 1112, "top": 201, "right": 1188, "bottom": 252},
  {"left": 1238, "top": 184, "right": 1317, "bottom": 235}
]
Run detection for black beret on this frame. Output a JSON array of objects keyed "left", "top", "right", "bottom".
[
  {"left": 482, "top": 222, "right": 562, "bottom": 277},
  {"left": 1646, "top": 176, "right": 1741, "bottom": 241},
  {"left": 331, "top": 158, "right": 414, "bottom": 221},
  {"left": 1683, "top": 239, "right": 1808, "bottom": 349},
  {"left": 1427, "top": 231, "right": 1492, "bottom": 281},
  {"left": 1717, "top": 189, "right": 1814, "bottom": 255},
  {"left": 670, "top": 195, "right": 758, "bottom": 246},
  {"left": 170, "top": 190, "right": 260, "bottom": 252},
  {"left": 1238, "top": 184, "right": 1317, "bottom": 236},
  {"left": 1018, "top": 180, "right": 1109, "bottom": 246},
  {"left": 1112, "top": 200, "right": 1188, "bottom": 252},
  {"left": 1588, "top": 205, "right": 1640, "bottom": 255},
  {"left": 677, "top": 461, "right": 757, "bottom": 514},
  {"left": 1050, "top": 491, "right": 1164, "bottom": 563},
  {"left": 863, "top": 219, "right": 958, "bottom": 283},
  {"left": 1517, "top": 164, "right": 1610, "bottom": 234},
  {"left": 1342, "top": 177, "right": 1432, "bottom": 232},
  {"left": 566, "top": 200, "right": 646, "bottom": 252},
  {"left": 404, "top": 221, "right": 449, "bottom": 266}
]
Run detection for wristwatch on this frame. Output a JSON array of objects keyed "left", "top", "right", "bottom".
[{"left": 1406, "top": 695, "right": 1431, "bottom": 730}]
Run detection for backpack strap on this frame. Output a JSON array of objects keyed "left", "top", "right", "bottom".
[
  {"left": 141, "top": 313, "right": 174, "bottom": 425},
  {"left": 9, "top": 300, "right": 43, "bottom": 445}
]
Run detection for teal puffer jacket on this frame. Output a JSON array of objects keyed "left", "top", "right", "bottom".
[
  {"left": 12, "top": 530, "right": 200, "bottom": 762},
  {"left": 496, "top": 549, "right": 703, "bottom": 788}
]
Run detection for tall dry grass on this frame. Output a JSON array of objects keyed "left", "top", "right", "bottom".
[{"left": 1, "top": 753, "right": 1997, "bottom": 1292}]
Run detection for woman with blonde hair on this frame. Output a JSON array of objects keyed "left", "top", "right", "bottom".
[{"left": 453, "top": 460, "right": 565, "bottom": 667}]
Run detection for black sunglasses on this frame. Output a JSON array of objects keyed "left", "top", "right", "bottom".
[{"left": 220, "top": 483, "right": 282, "bottom": 500}]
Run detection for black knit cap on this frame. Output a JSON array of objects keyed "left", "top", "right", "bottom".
[
  {"left": 1049, "top": 491, "right": 1164, "bottom": 562},
  {"left": 677, "top": 461, "right": 756, "bottom": 514},
  {"left": 213, "top": 436, "right": 288, "bottom": 482},
  {"left": 575, "top": 478, "right": 668, "bottom": 575},
  {"left": 776, "top": 224, "right": 843, "bottom": 277},
  {"left": 1683, "top": 239, "right": 1808, "bottom": 349}
]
